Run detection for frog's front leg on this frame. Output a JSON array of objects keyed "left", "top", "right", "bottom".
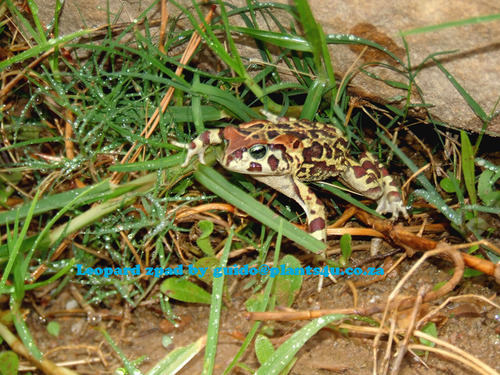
[
  {"left": 340, "top": 152, "right": 408, "bottom": 219},
  {"left": 171, "top": 129, "right": 224, "bottom": 166},
  {"left": 254, "top": 175, "right": 327, "bottom": 241}
]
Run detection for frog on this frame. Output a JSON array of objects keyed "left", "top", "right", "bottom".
[{"left": 172, "top": 112, "right": 408, "bottom": 242}]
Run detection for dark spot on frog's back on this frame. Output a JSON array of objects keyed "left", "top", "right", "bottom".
[
  {"left": 325, "top": 145, "right": 333, "bottom": 158},
  {"left": 269, "top": 143, "right": 287, "bottom": 153},
  {"left": 338, "top": 136, "right": 348, "bottom": 148},
  {"left": 297, "top": 161, "right": 337, "bottom": 179},
  {"left": 361, "top": 160, "right": 381, "bottom": 178},
  {"left": 353, "top": 166, "right": 366, "bottom": 178},
  {"left": 266, "top": 130, "right": 280, "bottom": 139},
  {"left": 303, "top": 142, "right": 323, "bottom": 161}
]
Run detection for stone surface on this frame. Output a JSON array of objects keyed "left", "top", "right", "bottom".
[
  {"left": 33, "top": 0, "right": 500, "bottom": 135},
  {"left": 300, "top": 0, "right": 500, "bottom": 135}
]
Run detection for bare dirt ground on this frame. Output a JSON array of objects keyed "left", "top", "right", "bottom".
[{"left": 23, "top": 238, "right": 500, "bottom": 374}]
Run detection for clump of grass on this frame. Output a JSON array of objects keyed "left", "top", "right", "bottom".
[{"left": 0, "top": 0, "right": 499, "bottom": 374}]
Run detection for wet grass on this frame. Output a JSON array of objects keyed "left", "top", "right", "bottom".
[{"left": 0, "top": 0, "right": 498, "bottom": 374}]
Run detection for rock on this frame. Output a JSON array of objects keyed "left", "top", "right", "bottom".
[{"left": 33, "top": 0, "right": 500, "bottom": 135}]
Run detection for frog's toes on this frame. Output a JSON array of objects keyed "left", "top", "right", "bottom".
[
  {"left": 172, "top": 140, "right": 205, "bottom": 167},
  {"left": 376, "top": 192, "right": 409, "bottom": 220}
]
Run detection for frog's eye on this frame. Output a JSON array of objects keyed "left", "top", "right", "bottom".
[{"left": 249, "top": 144, "right": 267, "bottom": 159}]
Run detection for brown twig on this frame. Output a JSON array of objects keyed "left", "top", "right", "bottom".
[
  {"left": 111, "top": 5, "right": 217, "bottom": 184},
  {"left": 159, "top": 0, "right": 169, "bottom": 54},
  {"left": 389, "top": 286, "right": 426, "bottom": 375}
]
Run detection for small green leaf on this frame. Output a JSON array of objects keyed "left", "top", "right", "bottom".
[
  {"left": 419, "top": 322, "right": 437, "bottom": 347},
  {"left": 383, "top": 80, "right": 409, "bottom": 90},
  {"left": 439, "top": 177, "right": 457, "bottom": 193},
  {"left": 196, "top": 220, "right": 215, "bottom": 256},
  {"left": 274, "top": 255, "right": 302, "bottom": 307},
  {"left": 162, "top": 335, "right": 173, "bottom": 348},
  {"left": 339, "top": 233, "right": 352, "bottom": 267},
  {"left": 0, "top": 351, "right": 19, "bottom": 375},
  {"left": 245, "top": 293, "right": 265, "bottom": 312},
  {"left": 47, "top": 321, "right": 60, "bottom": 337},
  {"left": 463, "top": 267, "right": 484, "bottom": 278},
  {"left": 255, "top": 334, "right": 275, "bottom": 365},
  {"left": 478, "top": 170, "right": 500, "bottom": 207},
  {"left": 160, "top": 278, "right": 211, "bottom": 304},
  {"left": 432, "top": 281, "right": 447, "bottom": 291}
]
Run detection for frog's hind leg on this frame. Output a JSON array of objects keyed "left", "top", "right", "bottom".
[
  {"left": 340, "top": 152, "right": 408, "bottom": 219},
  {"left": 253, "top": 175, "right": 327, "bottom": 242}
]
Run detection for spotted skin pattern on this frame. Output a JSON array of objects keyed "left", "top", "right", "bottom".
[{"left": 173, "top": 115, "right": 408, "bottom": 242}]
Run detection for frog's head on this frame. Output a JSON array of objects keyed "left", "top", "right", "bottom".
[{"left": 220, "top": 123, "right": 302, "bottom": 176}]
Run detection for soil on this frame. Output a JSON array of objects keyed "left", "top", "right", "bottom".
[{"left": 21, "top": 240, "right": 500, "bottom": 375}]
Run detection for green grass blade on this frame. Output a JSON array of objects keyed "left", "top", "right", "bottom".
[
  {"left": 4, "top": 0, "right": 41, "bottom": 44},
  {"left": 0, "top": 174, "right": 160, "bottom": 256},
  {"left": 229, "top": 26, "right": 312, "bottom": 51},
  {"left": 462, "top": 205, "right": 500, "bottom": 214},
  {"left": 0, "top": 191, "right": 40, "bottom": 293},
  {"left": 223, "top": 230, "right": 282, "bottom": 374},
  {"left": 147, "top": 336, "right": 206, "bottom": 375},
  {"left": 0, "top": 28, "right": 93, "bottom": 70},
  {"left": 0, "top": 137, "right": 62, "bottom": 152},
  {"left": 0, "top": 181, "right": 112, "bottom": 225},
  {"left": 325, "top": 34, "right": 405, "bottom": 66},
  {"left": 401, "top": 13, "right": 500, "bottom": 36},
  {"left": 26, "top": 0, "right": 48, "bottom": 42},
  {"left": 432, "top": 58, "right": 487, "bottom": 122},
  {"left": 193, "top": 164, "right": 325, "bottom": 253},
  {"left": 461, "top": 131, "right": 477, "bottom": 205},
  {"left": 108, "top": 154, "right": 185, "bottom": 172},
  {"left": 100, "top": 329, "right": 140, "bottom": 375},
  {"left": 255, "top": 314, "right": 348, "bottom": 374},
  {"left": 10, "top": 298, "right": 43, "bottom": 360},
  {"left": 315, "top": 183, "right": 381, "bottom": 217},
  {"left": 191, "top": 82, "right": 257, "bottom": 121},
  {"left": 202, "top": 229, "right": 233, "bottom": 375},
  {"left": 294, "top": 0, "right": 324, "bottom": 78},
  {"left": 300, "top": 79, "right": 326, "bottom": 119}
]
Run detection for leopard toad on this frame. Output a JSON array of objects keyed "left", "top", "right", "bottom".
[{"left": 173, "top": 114, "right": 408, "bottom": 241}]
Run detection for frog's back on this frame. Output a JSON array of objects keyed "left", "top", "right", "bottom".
[{"left": 238, "top": 119, "right": 341, "bottom": 144}]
